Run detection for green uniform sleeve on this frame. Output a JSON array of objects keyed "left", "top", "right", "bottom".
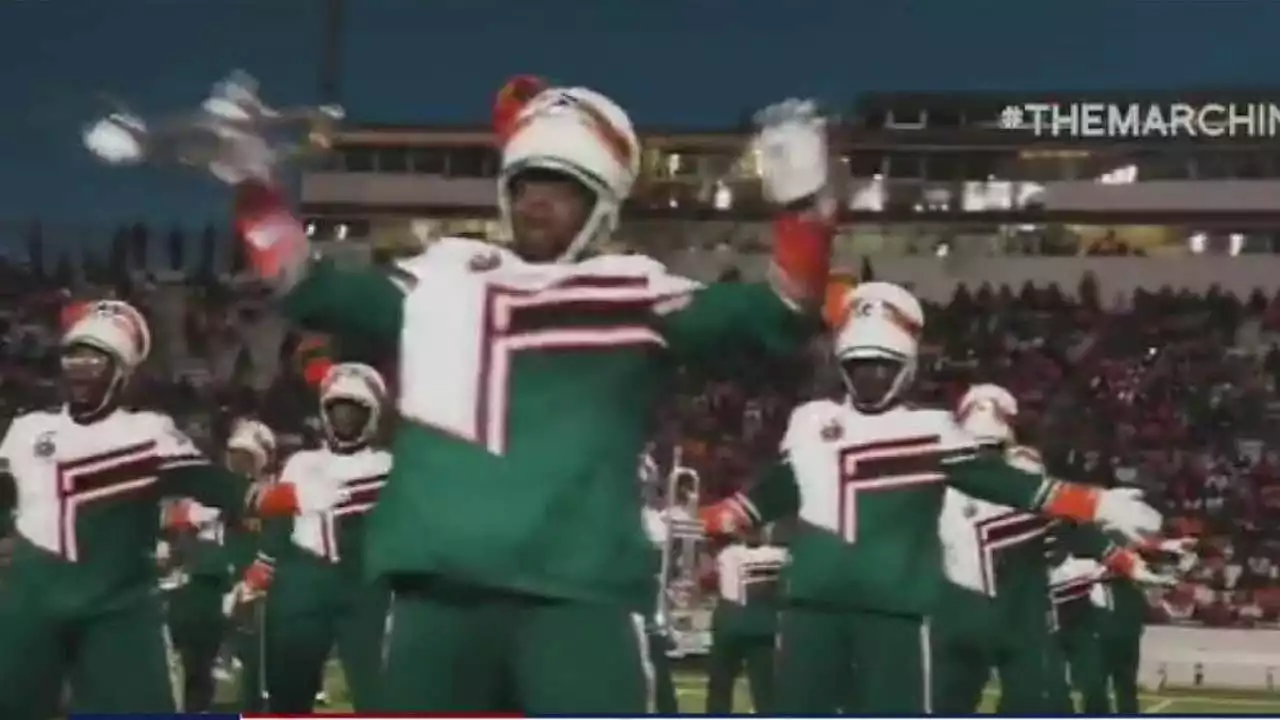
[
  {"left": 657, "top": 282, "right": 822, "bottom": 368},
  {"left": 280, "top": 258, "right": 405, "bottom": 344},
  {"left": 224, "top": 521, "right": 262, "bottom": 574},
  {"left": 737, "top": 459, "right": 802, "bottom": 525},
  {"left": 1108, "top": 576, "right": 1149, "bottom": 630},
  {"left": 1059, "top": 521, "right": 1119, "bottom": 560},
  {"left": 162, "top": 465, "right": 251, "bottom": 523},
  {"left": 944, "top": 454, "right": 1056, "bottom": 512},
  {"left": 254, "top": 517, "right": 293, "bottom": 565}
]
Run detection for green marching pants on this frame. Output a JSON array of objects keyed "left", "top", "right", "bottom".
[
  {"left": 1099, "top": 578, "right": 1146, "bottom": 714},
  {"left": 379, "top": 576, "right": 649, "bottom": 713},
  {"left": 0, "top": 577, "right": 178, "bottom": 716},
  {"left": 930, "top": 582, "right": 1061, "bottom": 714},
  {"left": 263, "top": 553, "right": 389, "bottom": 712},
  {"left": 1102, "top": 626, "right": 1142, "bottom": 713},
  {"left": 706, "top": 605, "right": 776, "bottom": 714},
  {"left": 644, "top": 622, "right": 679, "bottom": 714},
  {"left": 1058, "top": 597, "right": 1109, "bottom": 714},
  {"left": 232, "top": 599, "right": 269, "bottom": 712},
  {"left": 774, "top": 602, "right": 932, "bottom": 714},
  {"left": 167, "top": 576, "right": 229, "bottom": 712},
  {"left": 1043, "top": 625, "right": 1075, "bottom": 713}
]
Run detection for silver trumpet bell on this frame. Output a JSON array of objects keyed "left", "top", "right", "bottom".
[{"left": 83, "top": 70, "right": 344, "bottom": 180}]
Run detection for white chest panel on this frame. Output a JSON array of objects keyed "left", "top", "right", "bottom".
[
  {"left": 939, "top": 487, "right": 1046, "bottom": 596},
  {"left": 396, "top": 239, "right": 695, "bottom": 456},
  {"left": 783, "top": 402, "right": 972, "bottom": 542},
  {"left": 0, "top": 408, "right": 202, "bottom": 561},
  {"left": 717, "top": 544, "right": 789, "bottom": 603},
  {"left": 284, "top": 447, "right": 391, "bottom": 562}
]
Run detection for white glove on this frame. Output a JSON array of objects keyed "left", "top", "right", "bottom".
[
  {"left": 1126, "top": 554, "right": 1179, "bottom": 587},
  {"left": 83, "top": 113, "right": 147, "bottom": 165},
  {"left": 290, "top": 481, "right": 349, "bottom": 513},
  {"left": 1093, "top": 487, "right": 1162, "bottom": 543},
  {"left": 753, "top": 99, "right": 828, "bottom": 205},
  {"left": 186, "top": 500, "right": 221, "bottom": 527},
  {"left": 1155, "top": 537, "right": 1199, "bottom": 574}
]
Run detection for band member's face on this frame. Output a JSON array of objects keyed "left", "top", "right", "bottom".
[
  {"left": 225, "top": 447, "right": 259, "bottom": 477},
  {"left": 325, "top": 399, "right": 372, "bottom": 442},
  {"left": 508, "top": 169, "right": 594, "bottom": 262},
  {"left": 60, "top": 344, "right": 117, "bottom": 408}
]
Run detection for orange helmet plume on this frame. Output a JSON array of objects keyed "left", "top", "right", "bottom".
[{"left": 493, "top": 75, "right": 548, "bottom": 146}]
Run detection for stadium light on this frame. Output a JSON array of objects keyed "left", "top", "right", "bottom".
[{"left": 713, "top": 183, "right": 733, "bottom": 210}]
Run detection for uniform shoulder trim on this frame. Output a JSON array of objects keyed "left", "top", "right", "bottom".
[
  {"left": 783, "top": 399, "right": 844, "bottom": 448},
  {"left": 129, "top": 410, "right": 182, "bottom": 437},
  {"left": 279, "top": 449, "right": 318, "bottom": 480},
  {"left": 1005, "top": 444, "right": 1046, "bottom": 473}
]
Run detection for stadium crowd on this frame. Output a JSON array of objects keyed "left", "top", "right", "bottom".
[{"left": 0, "top": 226, "right": 1277, "bottom": 629}]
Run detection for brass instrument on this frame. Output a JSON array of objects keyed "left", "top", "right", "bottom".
[
  {"left": 655, "top": 446, "right": 710, "bottom": 656},
  {"left": 84, "top": 70, "right": 343, "bottom": 176}
]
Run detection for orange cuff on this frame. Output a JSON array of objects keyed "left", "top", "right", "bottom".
[
  {"left": 1104, "top": 548, "right": 1138, "bottom": 578},
  {"left": 162, "top": 499, "right": 194, "bottom": 530},
  {"left": 1043, "top": 483, "right": 1100, "bottom": 524},
  {"left": 700, "top": 500, "right": 749, "bottom": 536},
  {"left": 244, "top": 559, "right": 275, "bottom": 591},
  {"left": 254, "top": 483, "right": 298, "bottom": 517},
  {"left": 771, "top": 211, "right": 833, "bottom": 306},
  {"left": 302, "top": 358, "right": 334, "bottom": 387}
]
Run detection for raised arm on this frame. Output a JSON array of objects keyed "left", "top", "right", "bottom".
[
  {"left": 942, "top": 439, "right": 1162, "bottom": 543},
  {"left": 233, "top": 180, "right": 404, "bottom": 344},
  {"left": 655, "top": 101, "right": 833, "bottom": 366},
  {"left": 656, "top": 282, "right": 823, "bottom": 368}
]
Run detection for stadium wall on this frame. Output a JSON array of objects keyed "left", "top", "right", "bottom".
[{"left": 1142, "top": 625, "right": 1280, "bottom": 690}]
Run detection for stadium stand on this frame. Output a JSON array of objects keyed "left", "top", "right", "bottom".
[{"left": 2, "top": 220, "right": 1279, "bottom": 638}]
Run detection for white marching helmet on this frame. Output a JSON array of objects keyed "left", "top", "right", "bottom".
[
  {"left": 319, "top": 362, "right": 386, "bottom": 445},
  {"left": 832, "top": 282, "right": 924, "bottom": 410},
  {"left": 61, "top": 300, "right": 152, "bottom": 369},
  {"left": 498, "top": 85, "right": 640, "bottom": 263},
  {"left": 956, "top": 384, "right": 1019, "bottom": 445},
  {"left": 227, "top": 418, "right": 277, "bottom": 474}
]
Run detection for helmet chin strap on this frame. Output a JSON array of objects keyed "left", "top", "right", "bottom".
[
  {"left": 552, "top": 201, "right": 615, "bottom": 264},
  {"left": 839, "top": 358, "right": 916, "bottom": 413},
  {"left": 320, "top": 398, "right": 377, "bottom": 453},
  {"left": 499, "top": 160, "right": 620, "bottom": 265},
  {"left": 65, "top": 347, "right": 130, "bottom": 425}
]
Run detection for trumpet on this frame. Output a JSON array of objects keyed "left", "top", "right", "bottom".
[
  {"left": 655, "top": 446, "right": 709, "bottom": 656},
  {"left": 83, "top": 70, "right": 343, "bottom": 180}
]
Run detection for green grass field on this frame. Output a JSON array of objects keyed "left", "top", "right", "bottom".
[{"left": 221, "top": 665, "right": 1280, "bottom": 715}]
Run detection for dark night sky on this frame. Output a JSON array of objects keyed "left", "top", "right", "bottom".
[{"left": 3, "top": 0, "right": 1280, "bottom": 226}]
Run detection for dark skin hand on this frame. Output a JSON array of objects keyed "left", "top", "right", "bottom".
[{"left": 508, "top": 169, "right": 594, "bottom": 263}]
